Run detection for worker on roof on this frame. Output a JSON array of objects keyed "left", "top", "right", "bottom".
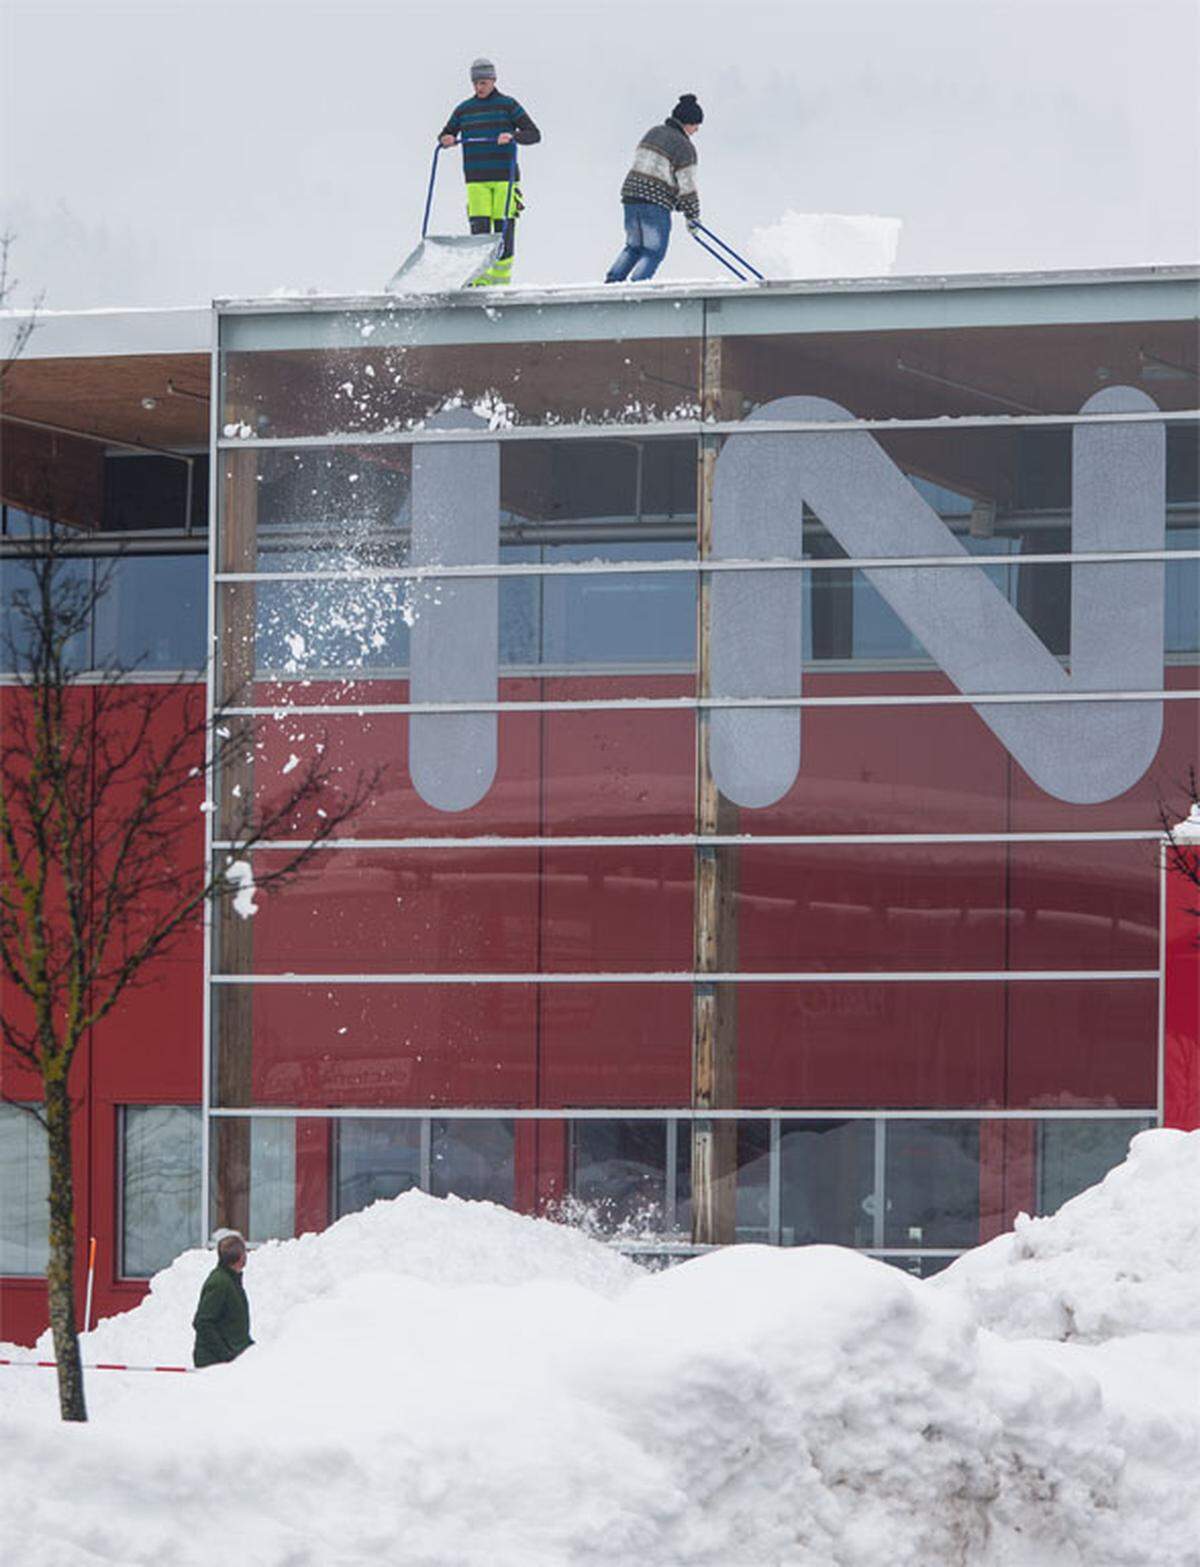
[
  {"left": 605, "top": 95, "right": 704, "bottom": 284},
  {"left": 439, "top": 58, "right": 542, "bottom": 287}
]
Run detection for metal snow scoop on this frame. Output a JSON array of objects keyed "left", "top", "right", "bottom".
[
  {"left": 689, "top": 221, "right": 764, "bottom": 282},
  {"left": 386, "top": 140, "right": 517, "bottom": 294}
]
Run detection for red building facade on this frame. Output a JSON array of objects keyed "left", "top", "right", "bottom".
[{"left": 2, "top": 271, "right": 1198, "bottom": 1344}]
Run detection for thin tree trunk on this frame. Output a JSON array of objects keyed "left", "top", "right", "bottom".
[{"left": 44, "top": 1074, "right": 87, "bottom": 1422}]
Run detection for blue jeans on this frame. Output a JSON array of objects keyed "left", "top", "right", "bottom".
[{"left": 606, "top": 202, "right": 672, "bottom": 282}]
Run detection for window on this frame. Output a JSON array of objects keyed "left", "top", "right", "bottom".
[
  {"left": 121, "top": 1106, "right": 202, "bottom": 1277},
  {"left": 336, "top": 1119, "right": 421, "bottom": 1217},
  {"left": 0, "top": 1104, "right": 48, "bottom": 1275},
  {"left": 102, "top": 454, "right": 209, "bottom": 533},
  {"left": 430, "top": 1118, "right": 514, "bottom": 1206},
  {"left": 1036, "top": 1118, "right": 1152, "bottom": 1216},
  {"left": 570, "top": 1120, "right": 669, "bottom": 1229},
  {"left": 1, "top": 549, "right": 208, "bottom": 674}
]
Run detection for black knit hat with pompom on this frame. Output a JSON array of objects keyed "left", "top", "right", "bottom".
[{"left": 672, "top": 93, "right": 703, "bottom": 125}]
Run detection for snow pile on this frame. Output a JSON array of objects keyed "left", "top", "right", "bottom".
[
  {"left": 1, "top": 1134, "right": 1198, "bottom": 1566},
  {"left": 748, "top": 210, "right": 903, "bottom": 279},
  {"left": 935, "top": 1127, "right": 1200, "bottom": 1342},
  {"left": 48, "top": 1189, "right": 637, "bottom": 1369}
]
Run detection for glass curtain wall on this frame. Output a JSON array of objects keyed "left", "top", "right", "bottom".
[{"left": 207, "top": 283, "right": 1198, "bottom": 1258}]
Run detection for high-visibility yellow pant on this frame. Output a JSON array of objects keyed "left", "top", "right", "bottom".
[{"left": 466, "top": 180, "right": 522, "bottom": 286}]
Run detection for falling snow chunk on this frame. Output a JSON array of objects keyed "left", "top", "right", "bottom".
[
  {"left": 281, "top": 754, "right": 300, "bottom": 774},
  {"left": 221, "top": 421, "right": 254, "bottom": 439},
  {"left": 224, "top": 858, "right": 258, "bottom": 919}
]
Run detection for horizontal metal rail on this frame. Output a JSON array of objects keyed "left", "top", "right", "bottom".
[
  {"left": 226, "top": 688, "right": 1199, "bottom": 717},
  {"left": 210, "top": 968, "right": 1157, "bottom": 985},
  {"left": 212, "top": 546, "right": 1200, "bottom": 583},
  {"left": 205, "top": 1105, "right": 1157, "bottom": 1120},
  {"left": 214, "top": 406, "right": 1200, "bottom": 451},
  {"left": 211, "top": 829, "right": 1167, "bottom": 850}
]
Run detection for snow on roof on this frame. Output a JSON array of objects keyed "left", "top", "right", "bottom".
[{"left": 4, "top": 264, "right": 1196, "bottom": 360}]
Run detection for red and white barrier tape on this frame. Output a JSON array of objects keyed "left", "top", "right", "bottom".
[{"left": 0, "top": 1358, "right": 192, "bottom": 1374}]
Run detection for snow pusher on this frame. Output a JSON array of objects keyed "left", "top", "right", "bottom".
[
  {"left": 689, "top": 222, "right": 764, "bottom": 282},
  {"left": 386, "top": 140, "right": 516, "bottom": 294}
]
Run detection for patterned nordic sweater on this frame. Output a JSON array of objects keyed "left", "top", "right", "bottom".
[
  {"left": 619, "top": 117, "right": 700, "bottom": 221},
  {"left": 441, "top": 90, "right": 541, "bottom": 183}
]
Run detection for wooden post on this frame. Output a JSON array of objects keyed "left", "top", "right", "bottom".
[
  {"left": 691, "top": 333, "right": 741, "bottom": 1245},
  {"left": 213, "top": 448, "right": 258, "bottom": 1236}
]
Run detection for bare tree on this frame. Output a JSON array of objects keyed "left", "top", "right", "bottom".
[
  {"left": 0, "top": 231, "right": 41, "bottom": 380},
  {"left": 1160, "top": 766, "right": 1200, "bottom": 933},
  {"left": 0, "top": 525, "right": 379, "bottom": 1422}
]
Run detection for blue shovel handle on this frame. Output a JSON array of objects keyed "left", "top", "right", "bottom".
[
  {"left": 689, "top": 221, "right": 764, "bottom": 282},
  {"left": 423, "top": 138, "right": 518, "bottom": 241}
]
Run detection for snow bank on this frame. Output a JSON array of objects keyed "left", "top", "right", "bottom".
[
  {"left": 748, "top": 211, "right": 903, "bottom": 280},
  {"left": 2, "top": 1134, "right": 1197, "bottom": 1566},
  {"left": 935, "top": 1127, "right": 1200, "bottom": 1342},
  {"left": 43, "top": 1188, "right": 637, "bottom": 1369}
]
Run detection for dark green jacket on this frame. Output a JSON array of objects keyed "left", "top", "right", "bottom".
[{"left": 192, "top": 1263, "right": 253, "bottom": 1368}]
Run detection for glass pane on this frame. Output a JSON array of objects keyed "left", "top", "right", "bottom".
[
  {"left": 121, "top": 1106, "right": 202, "bottom": 1277},
  {"left": 569, "top": 1120, "right": 668, "bottom": 1230},
  {"left": 220, "top": 299, "right": 704, "bottom": 437},
  {"left": 250, "top": 1118, "right": 296, "bottom": 1241},
  {"left": 884, "top": 1119, "right": 980, "bottom": 1249},
  {"left": 779, "top": 1119, "right": 874, "bottom": 1248},
  {"left": 540, "top": 984, "right": 691, "bottom": 1108},
  {"left": 712, "top": 315, "right": 1200, "bottom": 419},
  {"left": 94, "top": 555, "right": 207, "bottom": 671},
  {"left": 675, "top": 1121, "right": 772, "bottom": 1242},
  {"left": 0, "top": 1104, "right": 48, "bottom": 1276},
  {"left": 211, "top": 982, "right": 537, "bottom": 1108},
  {"left": 0, "top": 555, "right": 92, "bottom": 673},
  {"left": 210, "top": 1117, "right": 338, "bottom": 1240},
  {"left": 335, "top": 1118, "right": 421, "bottom": 1217},
  {"left": 1036, "top": 1118, "right": 1153, "bottom": 1214},
  {"left": 221, "top": 845, "right": 692, "bottom": 978},
  {"left": 430, "top": 1118, "right": 514, "bottom": 1205}
]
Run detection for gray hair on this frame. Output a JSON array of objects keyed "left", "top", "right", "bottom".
[{"left": 216, "top": 1233, "right": 246, "bottom": 1267}]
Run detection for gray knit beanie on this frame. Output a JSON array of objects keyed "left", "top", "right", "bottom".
[{"left": 470, "top": 57, "right": 496, "bottom": 82}]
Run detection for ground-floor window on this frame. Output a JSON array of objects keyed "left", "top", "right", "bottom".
[
  {"left": 0, "top": 1104, "right": 48, "bottom": 1275},
  {"left": 120, "top": 1105, "right": 202, "bottom": 1278},
  {"left": 207, "top": 1112, "right": 1155, "bottom": 1267}
]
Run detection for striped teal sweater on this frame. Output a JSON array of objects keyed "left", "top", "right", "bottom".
[{"left": 440, "top": 91, "right": 541, "bottom": 183}]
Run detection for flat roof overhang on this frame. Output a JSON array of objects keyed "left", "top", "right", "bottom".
[{"left": 1, "top": 267, "right": 1195, "bottom": 451}]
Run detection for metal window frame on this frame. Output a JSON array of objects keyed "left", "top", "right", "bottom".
[
  {"left": 202, "top": 1108, "right": 1155, "bottom": 1260},
  {"left": 211, "top": 829, "right": 1168, "bottom": 849},
  {"left": 208, "top": 968, "right": 1158, "bottom": 985},
  {"left": 212, "top": 546, "right": 1200, "bottom": 584},
  {"left": 213, "top": 406, "right": 1199, "bottom": 453},
  {"left": 219, "top": 690, "right": 1199, "bottom": 719}
]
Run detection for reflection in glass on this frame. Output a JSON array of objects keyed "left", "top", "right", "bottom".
[
  {"left": 1036, "top": 1118, "right": 1152, "bottom": 1215},
  {"left": 336, "top": 1118, "right": 422, "bottom": 1217},
  {"left": 249, "top": 1117, "right": 297, "bottom": 1242},
  {"left": 884, "top": 1120, "right": 980, "bottom": 1249},
  {"left": 570, "top": 1120, "right": 668, "bottom": 1229},
  {"left": 675, "top": 1121, "right": 771, "bottom": 1242},
  {"left": 0, "top": 1104, "right": 48, "bottom": 1275},
  {"left": 779, "top": 1119, "right": 874, "bottom": 1247},
  {"left": 121, "top": 1106, "right": 202, "bottom": 1277},
  {"left": 430, "top": 1118, "right": 514, "bottom": 1205},
  {"left": 95, "top": 555, "right": 207, "bottom": 671}
]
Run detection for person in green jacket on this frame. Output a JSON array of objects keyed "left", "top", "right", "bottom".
[{"left": 192, "top": 1232, "right": 254, "bottom": 1368}]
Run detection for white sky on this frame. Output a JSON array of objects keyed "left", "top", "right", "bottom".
[{"left": 1, "top": 0, "right": 1197, "bottom": 307}]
